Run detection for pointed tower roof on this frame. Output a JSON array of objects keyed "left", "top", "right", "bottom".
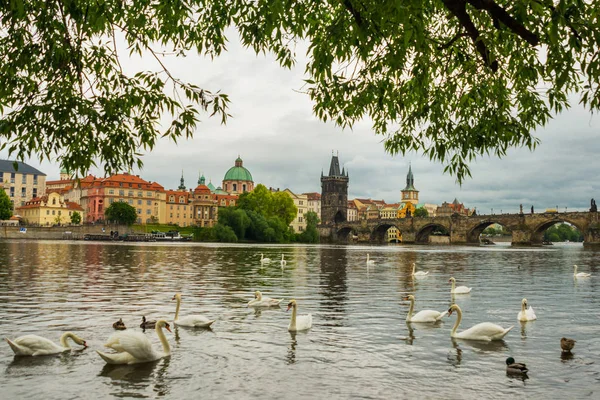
[
  {"left": 207, "top": 179, "right": 216, "bottom": 192},
  {"left": 198, "top": 171, "right": 206, "bottom": 185},
  {"left": 178, "top": 170, "right": 186, "bottom": 190},
  {"left": 328, "top": 154, "right": 342, "bottom": 177},
  {"left": 403, "top": 163, "right": 416, "bottom": 191}
]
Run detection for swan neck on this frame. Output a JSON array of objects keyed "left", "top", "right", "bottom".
[
  {"left": 451, "top": 307, "right": 462, "bottom": 336},
  {"left": 156, "top": 324, "right": 171, "bottom": 355},
  {"left": 406, "top": 298, "right": 414, "bottom": 321},
  {"left": 451, "top": 280, "right": 455, "bottom": 292},
  {"left": 412, "top": 264, "right": 415, "bottom": 275},
  {"left": 521, "top": 302, "right": 526, "bottom": 313},
  {"left": 290, "top": 304, "right": 297, "bottom": 329},
  {"left": 257, "top": 292, "right": 262, "bottom": 301},
  {"left": 174, "top": 297, "right": 181, "bottom": 321},
  {"left": 60, "top": 332, "right": 74, "bottom": 348},
  {"left": 573, "top": 265, "right": 577, "bottom": 275}
]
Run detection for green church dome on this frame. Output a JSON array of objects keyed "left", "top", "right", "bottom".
[{"left": 223, "top": 156, "right": 253, "bottom": 182}]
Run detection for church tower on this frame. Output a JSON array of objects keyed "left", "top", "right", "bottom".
[
  {"left": 401, "top": 164, "right": 419, "bottom": 205},
  {"left": 178, "top": 170, "right": 186, "bottom": 190},
  {"left": 321, "top": 153, "right": 349, "bottom": 224}
]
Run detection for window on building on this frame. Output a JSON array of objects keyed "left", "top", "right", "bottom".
[
  {"left": 299, "top": 217, "right": 303, "bottom": 222},
  {"left": 119, "top": 198, "right": 124, "bottom": 202},
  {"left": 128, "top": 199, "right": 133, "bottom": 205},
  {"left": 11, "top": 173, "right": 15, "bottom": 183},
  {"left": 21, "top": 187, "right": 26, "bottom": 197},
  {"left": 233, "top": 183, "right": 237, "bottom": 192},
  {"left": 170, "top": 205, "right": 173, "bottom": 210},
  {"left": 146, "top": 209, "right": 151, "bottom": 214},
  {"left": 138, "top": 192, "right": 143, "bottom": 197},
  {"left": 138, "top": 184, "right": 142, "bottom": 188},
  {"left": 33, "top": 174, "right": 38, "bottom": 185},
  {"left": 58, "top": 210, "right": 61, "bottom": 215},
  {"left": 128, "top": 191, "right": 133, "bottom": 197},
  {"left": 170, "top": 213, "right": 173, "bottom": 218},
  {"left": 52, "top": 210, "right": 55, "bottom": 215},
  {"left": 46, "top": 210, "right": 49, "bottom": 215},
  {"left": 169, "top": 196, "right": 175, "bottom": 202},
  {"left": 137, "top": 218, "right": 141, "bottom": 223},
  {"left": 119, "top": 182, "right": 123, "bottom": 187},
  {"left": 147, "top": 200, "right": 152, "bottom": 205},
  {"left": 299, "top": 200, "right": 303, "bottom": 205},
  {"left": 147, "top": 191, "right": 152, "bottom": 196},
  {"left": 22, "top": 175, "right": 26, "bottom": 184},
  {"left": 137, "top": 208, "right": 142, "bottom": 214},
  {"left": 179, "top": 196, "right": 185, "bottom": 203},
  {"left": 0, "top": 174, "right": 3, "bottom": 183},
  {"left": 137, "top": 199, "right": 142, "bottom": 205},
  {"left": 128, "top": 183, "right": 132, "bottom": 188},
  {"left": 299, "top": 226, "right": 304, "bottom": 231},
  {"left": 119, "top": 190, "right": 124, "bottom": 196},
  {"left": 242, "top": 184, "right": 246, "bottom": 192},
  {"left": 109, "top": 198, "right": 115, "bottom": 204}
]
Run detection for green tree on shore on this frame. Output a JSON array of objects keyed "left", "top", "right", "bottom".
[
  {"left": 0, "top": 189, "right": 12, "bottom": 220},
  {"left": 105, "top": 202, "right": 137, "bottom": 225},
  {"left": 2, "top": 1, "right": 599, "bottom": 181},
  {"left": 70, "top": 211, "right": 81, "bottom": 225},
  {"left": 413, "top": 208, "right": 429, "bottom": 218}
]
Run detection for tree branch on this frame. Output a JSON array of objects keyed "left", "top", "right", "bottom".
[
  {"left": 442, "top": 0, "right": 498, "bottom": 72},
  {"left": 467, "top": 0, "right": 539, "bottom": 46}
]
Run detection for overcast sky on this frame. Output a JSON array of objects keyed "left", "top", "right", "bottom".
[{"left": 1, "top": 32, "right": 599, "bottom": 214}]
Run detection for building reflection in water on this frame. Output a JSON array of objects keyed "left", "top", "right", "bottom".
[{"left": 318, "top": 247, "right": 348, "bottom": 326}]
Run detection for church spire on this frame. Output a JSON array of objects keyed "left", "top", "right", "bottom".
[{"left": 178, "top": 170, "right": 186, "bottom": 190}]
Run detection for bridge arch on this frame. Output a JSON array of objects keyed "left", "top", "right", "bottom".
[
  {"left": 415, "top": 223, "right": 450, "bottom": 244},
  {"left": 370, "top": 222, "right": 402, "bottom": 243},
  {"left": 336, "top": 226, "right": 358, "bottom": 242},
  {"left": 466, "top": 219, "right": 515, "bottom": 244},
  {"left": 530, "top": 218, "right": 585, "bottom": 245}
]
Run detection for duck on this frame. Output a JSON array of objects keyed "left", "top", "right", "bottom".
[
  {"left": 97, "top": 320, "right": 171, "bottom": 364},
  {"left": 366, "top": 254, "right": 375, "bottom": 266},
  {"left": 573, "top": 265, "right": 591, "bottom": 278},
  {"left": 447, "top": 304, "right": 513, "bottom": 341},
  {"left": 287, "top": 299, "right": 312, "bottom": 332},
  {"left": 248, "top": 290, "right": 283, "bottom": 307},
  {"left": 449, "top": 277, "right": 472, "bottom": 294},
  {"left": 113, "top": 318, "right": 127, "bottom": 330},
  {"left": 280, "top": 254, "right": 287, "bottom": 268},
  {"left": 5, "top": 332, "right": 87, "bottom": 356},
  {"left": 517, "top": 298, "right": 537, "bottom": 322},
  {"left": 404, "top": 295, "right": 447, "bottom": 323},
  {"left": 260, "top": 253, "right": 271, "bottom": 265},
  {"left": 411, "top": 262, "right": 429, "bottom": 277},
  {"left": 140, "top": 316, "right": 156, "bottom": 329},
  {"left": 561, "top": 337, "right": 576, "bottom": 352},
  {"left": 172, "top": 293, "right": 215, "bottom": 328},
  {"left": 506, "top": 357, "right": 528, "bottom": 374}
]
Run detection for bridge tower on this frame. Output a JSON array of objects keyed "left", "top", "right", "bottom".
[
  {"left": 321, "top": 153, "right": 348, "bottom": 225},
  {"left": 401, "top": 163, "right": 419, "bottom": 205}
]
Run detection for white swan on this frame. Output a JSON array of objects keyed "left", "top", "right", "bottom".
[
  {"left": 411, "top": 262, "right": 429, "bottom": 276},
  {"left": 287, "top": 299, "right": 312, "bottom": 332},
  {"left": 97, "top": 320, "right": 171, "bottom": 364},
  {"left": 366, "top": 253, "right": 375, "bottom": 266},
  {"left": 5, "top": 332, "right": 87, "bottom": 356},
  {"left": 573, "top": 265, "right": 591, "bottom": 278},
  {"left": 448, "top": 304, "right": 513, "bottom": 341},
  {"left": 449, "top": 277, "right": 472, "bottom": 294},
  {"left": 172, "top": 293, "right": 215, "bottom": 328},
  {"left": 260, "top": 253, "right": 271, "bottom": 265},
  {"left": 404, "top": 295, "right": 447, "bottom": 323},
  {"left": 517, "top": 298, "right": 537, "bottom": 322},
  {"left": 280, "top": 254, "right": 287, "bottom": 268},
  {"left": 248, "top": 290, "right": 283, "bottom": 307}
]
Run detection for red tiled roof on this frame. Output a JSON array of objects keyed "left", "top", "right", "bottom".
[
  {"left": 66, "top": 202, "right": 84, "bottom": 211},
  {"left": 303, "top": 192, "right": 321, "bottom": 200},
  {"left": 193, "top": 185, "right": 211, "bottom": 193}
]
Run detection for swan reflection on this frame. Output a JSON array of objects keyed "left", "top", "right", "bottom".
[
  {"left": 99, "top": 357, "right": 171, "bottom": 396},
  {"left": 287, "top": 332, "right": 297, "bottom": 365}
]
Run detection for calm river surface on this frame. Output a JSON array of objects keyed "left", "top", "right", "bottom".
[{"left": 0, "top": 240, "right": 598, "bottom": 399}]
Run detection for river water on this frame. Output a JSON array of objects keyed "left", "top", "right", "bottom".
[{"left": 0, "top": 240, "right": 598, "bottom": 399}]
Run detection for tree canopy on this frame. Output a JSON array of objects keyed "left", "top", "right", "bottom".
[
  {"left": 0, "top": 189, "right": 12, "bottom": 220},
  {"left": 413, "top": 207, "right": 429, "bottom": 218},
  {"left": 1, "top": 1, "right": 599, "bottom": 181},
  {"left": 70, "top": 211, "right": 81, "bottom": 225},
  {"left": 105, "top": 201, "right": 137, "bottom": 225}
]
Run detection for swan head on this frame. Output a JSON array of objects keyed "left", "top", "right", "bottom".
[
  {"left": 522, "top": 298, "right": 528, "bottom": 307},
  {"left": 156, "top": 320, "right": 172, "bottom": 333},
  {"left": 403, "top": 294, "right": 415, "bottom": 302},
  {"left": 447, "top": 304, "right": 460, "bottom": 316},
  {"left": 71, "top": 334, "right": 87, "bottom": 347},
  {"left": 286, "top": 299, "right": 297, "bottom": 311},
  {"left": 448, "top": 277, "right": 456, "bottom": 283},
  {"left": 254, "top": 290, "right": 262, "bottom": 299},
  {"left": 172, "top": 293, "right": 182, "bottom": 301}
]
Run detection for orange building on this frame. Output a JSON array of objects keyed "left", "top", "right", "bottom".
[{"left": 165, "top": 190, "right": 194, "bottom": 227}]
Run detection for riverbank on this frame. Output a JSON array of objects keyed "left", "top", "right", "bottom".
[{"left": 0, "top": 224, "right": 134, "bottom": 240}]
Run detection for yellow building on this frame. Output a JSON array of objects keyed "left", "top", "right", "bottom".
[
  {"left": 17, "top": 192, "right": 85, "bottom": 226},
  {"left": 165, "top": 190, "right": 194, "bottom": 227},
  {"left": 0, "top": 160, "right": 46, "bottom": 211},
  {"left": 284, "top": 189, "right": 308, "bottom": 233}
]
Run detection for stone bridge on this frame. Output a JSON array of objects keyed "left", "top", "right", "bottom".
[{"left": 318, "top": 211, "right": 600, "bottom": 246}]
